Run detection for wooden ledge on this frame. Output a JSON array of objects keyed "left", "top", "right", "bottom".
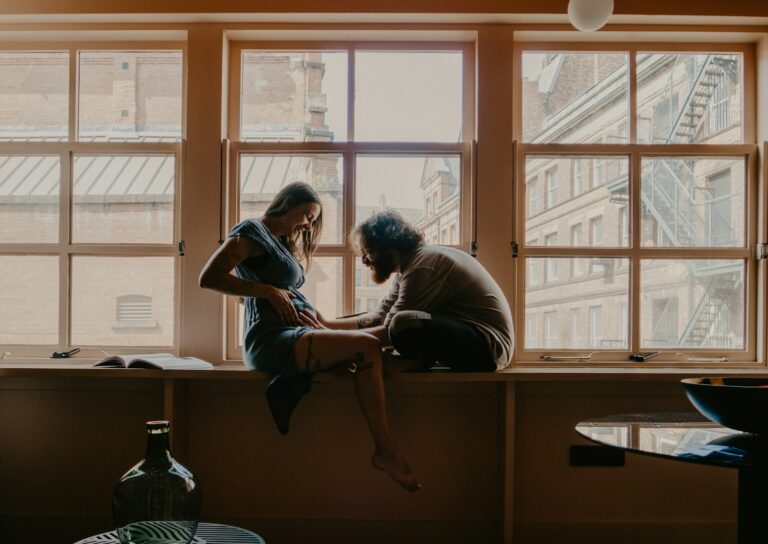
[{"left": 1, "top": 362, "right": 768, "bottom": 382}]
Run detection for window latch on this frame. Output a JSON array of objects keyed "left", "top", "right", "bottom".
[
  {"left": 629, "top": 351, "right": 661, "bottom": 362},
  {"left": 178, "top": 240, "right": 186, "bottom": 256},
  {"left": 469, "top": 241, "right": 478, "bottom": 257},
  {"left": 511, "top": 241, "right": 519, "bottom": 258},
  {"left": 540, "top": 352, "right": 594, "bottom": 362},
  {"left": 757, "top": 243, "right": 767, "bottom": 260},
  {"left": 675, "top": 352, "right": 730, "bottom": 363},
  {"left": 51, "top": 347, "right": 81, "bottom": 359}
]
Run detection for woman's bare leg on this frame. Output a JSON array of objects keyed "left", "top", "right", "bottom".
[{"left": 293, "top": 330, "right": 419, "bottom": 491}]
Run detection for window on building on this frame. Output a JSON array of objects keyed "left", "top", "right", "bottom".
[
  {"left": 0, "top": 48, "right": 183, "bottom": 355},
  {"left": 589, "top": 305, "right": 602, "bottom": 349},
  {"left": 528, "top": 177, "right": 542, "bottom": 216},
  {"left": 227, "top": 43, "right": 472, "bottom": 357},
  {"left": 570, "top": 224, "right": 583, "bottom": 276},
  {"left": 572, "top": 159, "right": 584, "bottom": 197},
  {"left": 569, "top": 308, "right": 582, "bottom": 348},
  {"left": 544, "top": 233, "right": 558, "bottom": 282},
  {"left": 544, "top": 311, "right": 559, "bottom": 348},
  {"left": 546, "top": 167, "right": 558, "bottom": 208},
  {"left": 589, "top": 215, "right": 603, "bottom": 247},
  {"left": 517, "top": 44, "right": 753, "bottom": 362},
  {"left": 525, "top": 313, "right": 537, "bottom": 349}
]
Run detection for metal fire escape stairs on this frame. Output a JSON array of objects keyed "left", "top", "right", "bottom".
[{"left": 605, "top": 55, "right": 739, "bottom": 347}]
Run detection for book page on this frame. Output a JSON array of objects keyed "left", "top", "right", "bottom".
[{"left": 95, "top": 353, "right": 213, "bottom": 370}]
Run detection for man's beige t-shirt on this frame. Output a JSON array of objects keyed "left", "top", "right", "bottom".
[{"left": 370, "top": 244, "right": 514, "bottom": 370}]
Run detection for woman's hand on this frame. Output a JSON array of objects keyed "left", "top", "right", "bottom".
[
  {"left": 298, "top": 310, "right": 326, "bottom": 329},
  {"left": 264, "top": 285, "right": 300, "bottom": 325}
]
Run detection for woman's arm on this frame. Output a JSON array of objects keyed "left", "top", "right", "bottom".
[{"left": 199, "top": 235, "right": 300, "bottom": 325}]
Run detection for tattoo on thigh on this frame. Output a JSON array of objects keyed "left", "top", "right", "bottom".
[
  {"left": 304, "top": 333, "right": 314, "bottom": 373},
  {"left": 346, "top": 352, "right": 375, "bottom": 373}
]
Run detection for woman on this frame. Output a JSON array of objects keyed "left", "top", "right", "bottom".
[{"left": 199, "top": 182, "right": 419, "bottom": 492}]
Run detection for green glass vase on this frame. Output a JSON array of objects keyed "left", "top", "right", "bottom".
[{"left": 113, "top": 421, "right": 201, "bottom": 544}]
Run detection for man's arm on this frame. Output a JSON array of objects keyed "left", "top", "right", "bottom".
[
  {"left": 320, "top": 274, "right": 401, "bottom": 331},
  {"left": 321, "top": 312, "right": 382, "bottom": 330}
]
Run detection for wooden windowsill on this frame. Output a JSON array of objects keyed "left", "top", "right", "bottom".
[{"left": 1, "top": 361, "right": 768, "bottom": 382}]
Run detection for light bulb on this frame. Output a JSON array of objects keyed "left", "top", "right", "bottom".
[{"left": 567, "top": 0, "right": 614, "bottom": 32}]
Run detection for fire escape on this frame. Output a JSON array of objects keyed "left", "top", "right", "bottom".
[{"left": 606, "top": 54, "right": 740, "bottom": 348}]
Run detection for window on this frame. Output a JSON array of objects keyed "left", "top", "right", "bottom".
[
  {"left": 517, "top": 43, "right": 754, "bottom": 362},
  {"left": 618, "top": 206, "right": 629, "bottom": 249},
  {"left": 589, "top": 305, "right": 602, "bottom": 348},
  {"left": 544, "top": 311, "right": 559, "bottom": 348},
  {"left": 569, "top": 308, "right": 582, "bottom": 348},
  {"left": 528, "top": 177, "right": 542, "bottom": 216},
  {"left": 525, "top": 313, "right": 537, "bottom": 349},
  {"left": 572, "top": 159, "right": 584, "bottom": 197},
  {"left": 570, "top": 224, "right": 583, "bottom": 276},
  {"left": 114, "top": 295, "right": 157, "bottom": 330},
  {"left": 589, "top": 215, "right": 603, "bottom": 247},
  {"left": 546, "top": 167, "right": 558, "bottom": 208},
  {"left": 544, "top": 233, "right": 558, "bottom": 282},
  {"left": 228, "top": 43, "right": 472, "bottom": 357},
  {"left": 0, "top": 48, "right": 183, "bottom": 354}
]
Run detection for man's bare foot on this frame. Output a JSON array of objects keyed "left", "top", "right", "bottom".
[{"left": 371, "top": 449, "right": 421, "bottom": 492}]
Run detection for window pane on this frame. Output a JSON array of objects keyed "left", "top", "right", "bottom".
[
  {"left": 300, "top": 256, "right": 343, "bottom": 320},
  {"left": 0, "top": 155, "right": 59, "bottom": 243},
  {"left": 637, "top": 53, "right": 742, "bottom": 144},
  {"left": 241, "top": 51, "right": 347, "bottom": 142},
  {"left": 0, "top": 52, "right": 68, "bottom": 141},
  {"left": 72, "top": 155, "right": 174, "bottom": 244},
  {"left": 355, "top": 51, "right": 462, "bottom": 142},
  {"left": 356, "top": 155, "right": 461, "bottom": 244},
  {"left": 640, "top": 157, "right": 744, "bottom": 248},
  {"left": 79, "top": 51, "right": 182, "bottom": 142},
  {"left": 525, "top": 257, "right": 629, "bottom": 350},
  {"left": 526, "top": 155, "right": 628, "bottom": 247},
  {"left": 239, "top": 154, "right": 343, "bottom": 245},
  {"left": 71, "top": 256, "right": 174, "bottom": 346},
  {"left": 0, "top": 256, "right": 58, "bottom": 344},
  {"left": 522, "top": 52, "right": 628, "bottom": 143},
  {"left": 640, "top": 259, "right": 744, "bottom": 349}
]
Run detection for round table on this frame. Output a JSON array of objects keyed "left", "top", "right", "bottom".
[
  {"left": 576, "top": 411, "right": 768, "bottom": 544},
  {"left": 74, "top": 522, "right": 266, "bottom": 544}
]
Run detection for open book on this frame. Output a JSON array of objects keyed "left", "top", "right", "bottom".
[{"left": 94, "top": 353, "right": 214, "bottom": 370}]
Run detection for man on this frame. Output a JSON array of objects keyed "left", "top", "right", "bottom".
[{"left": 328, "top": 210, "right": 514, "bottom": 372}]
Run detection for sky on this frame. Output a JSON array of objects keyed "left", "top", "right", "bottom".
[{"left": 321, "top": 50, "right": 462, "bottom": 208}]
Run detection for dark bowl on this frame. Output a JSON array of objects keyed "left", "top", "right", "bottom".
[{"left": 682, "top": 377, "right": 768, "bottom": 435}]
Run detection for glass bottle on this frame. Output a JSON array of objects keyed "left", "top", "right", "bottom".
[{"left": 113, "top": 420, "right": 201, "bottom": 544}]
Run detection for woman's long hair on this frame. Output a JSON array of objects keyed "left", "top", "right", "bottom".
[{"left": 263, "top": 182, "right": 323, "bottom": 270}]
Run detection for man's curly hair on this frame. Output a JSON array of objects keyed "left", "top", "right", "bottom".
[{"left": 351, "top": 210, "right": 424, "bottom": 255}]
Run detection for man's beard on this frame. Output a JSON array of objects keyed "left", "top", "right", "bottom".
[{"left": 370, "top": 252, "right": 397, "bottom": 284}]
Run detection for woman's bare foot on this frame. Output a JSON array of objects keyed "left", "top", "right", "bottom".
[{"left": 371, "top": 449, "right": 421, "bottom": 492}]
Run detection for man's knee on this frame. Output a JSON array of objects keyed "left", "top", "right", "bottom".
[{"left": 388, "top": 310, "right": 431, "bottom": 340}]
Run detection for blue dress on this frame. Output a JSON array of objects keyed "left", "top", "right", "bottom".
[{"left": 228, "top": 218, "right": 316, "bottom": 433}]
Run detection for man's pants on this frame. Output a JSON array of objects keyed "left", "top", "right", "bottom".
[{"left": 388, "top": 311, "right": 496, "bottom": 372}]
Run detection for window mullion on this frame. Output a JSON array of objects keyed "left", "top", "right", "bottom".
[
  {"left": 344, "top": 146, "right": 355, "bottom": 315},
  {"left": 630, "top": 148, "right": 641, "bottom": 356},
  {"left": 629, "top": 51, "right": 638, "bottom": 144},
  {"left": 59, "top": 149, "right": 73, "bottom": 349}
]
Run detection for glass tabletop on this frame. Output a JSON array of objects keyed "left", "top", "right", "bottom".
[{"left": 576, "top": 412, "right": 768, "bottom": 469}]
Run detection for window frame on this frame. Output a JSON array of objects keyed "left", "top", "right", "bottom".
[
  {"left": 225, "top": 40, "right": 475, "bottom": 360},
  {"left": 0, "top": 41, "right": 186, "bottom": 358},
  {"left": 513, "top": 41, "right": 759, "bottom": 364}
]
